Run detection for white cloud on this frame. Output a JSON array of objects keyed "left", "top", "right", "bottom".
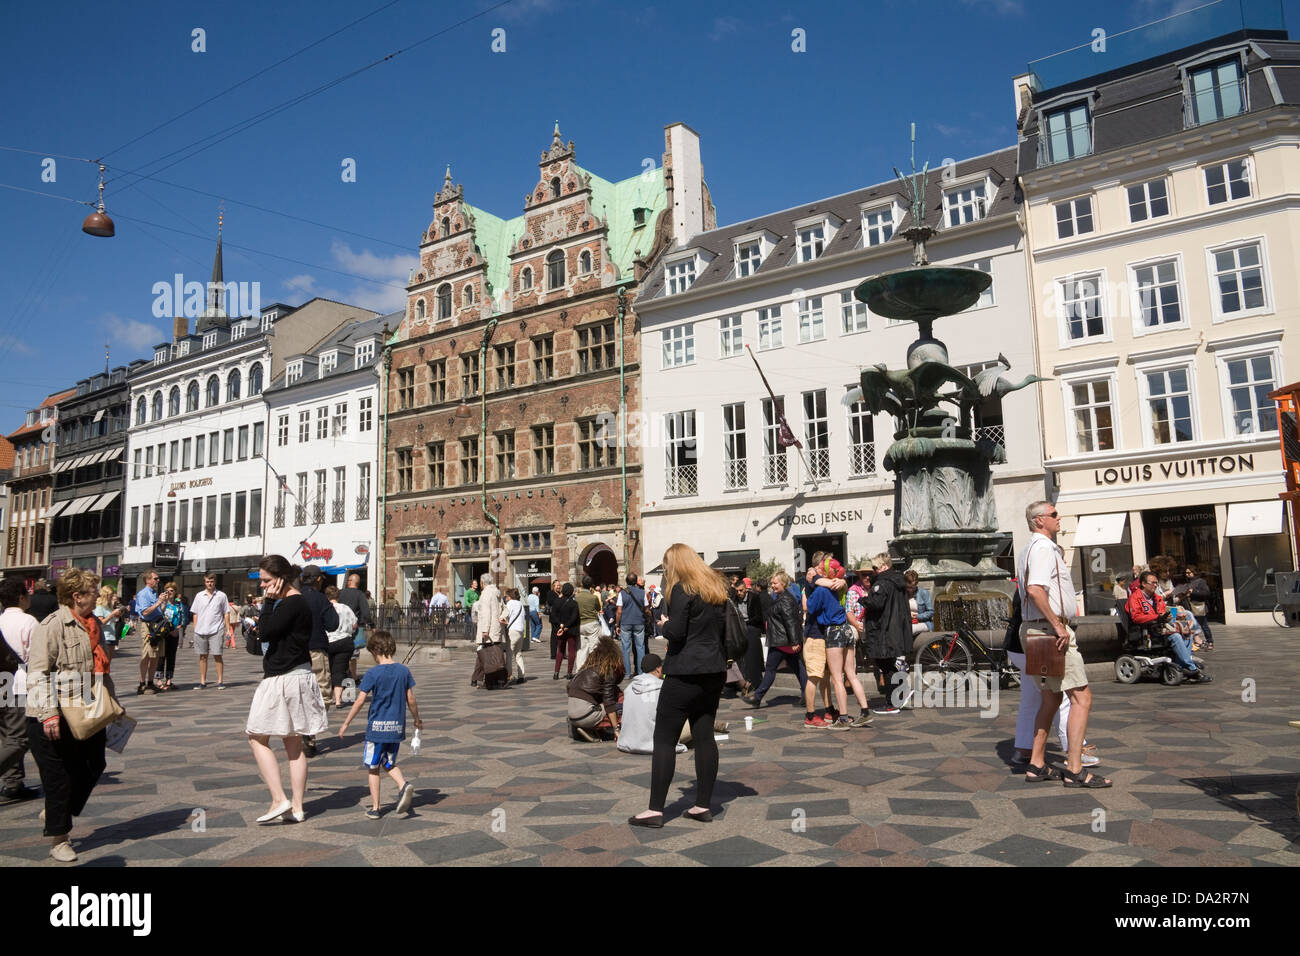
[
  {"left": 710, "top": 17, "right": 742, "bottom": 42},
  {"left": 278, "top": 241, "right": 415, "bottom": 315},
  {"left": 103, "top": 312, "right": 165, "bottom": 351},
  {"left": 959, "top": 0, "right": 1025, "bottom": 14},
  {"left": 0, "top": 336, "right": 33, "bottom": 355}
]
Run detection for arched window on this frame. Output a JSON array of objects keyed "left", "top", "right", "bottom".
[
  {"left": 580, "top": 250, "right": 592, "bottom": 274},
  {"left": 520, "top": 267, "right": 533, "bottom": 291},
  {"left": 550, "top": 177, "right": 561, "bottom": 199},
  {"left": 437, "top": 284, "right": 452, "bottom": 320},
  {"left": 186, "top": 381, "right": 199, "bottom": 412},
  {"left": 227, "top": 368, "right": 241, "bottom": 402},
  {"left": 206, "top": 375, "right": 220, "bottom": 407},
  {"left": 414, "top": 298, "right": 426, "bottom": 321},
  {"left": 547, "top": 250, "right": 565, "bottom": 290},
  {"left": 135, "top": 397, "right": 146, "bottom": 425},
  {"left": 248, "top": 363, "right": 263, "bottom": 396},
  {"left": 463, "top": 285, "right": 474, "bottom": 307},
  {"left": 168, "top": 386, "right": 181, "bottom": 416},
  {"left": 151, "top": 391, "right": 163, "bottom": 421},
  {"left": 441, "top": 216, "right": 450, "bottom": 237}
]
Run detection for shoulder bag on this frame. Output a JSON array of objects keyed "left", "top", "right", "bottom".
[
  {"left": 61, "top": 672, "right": 126, "bottom": 740},
  {"left": 1021, "top": 540, "right": 1067, "bottom": 683}
]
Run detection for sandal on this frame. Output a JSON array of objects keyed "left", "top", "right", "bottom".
[
  {"left": 1024, "top": 763, "right": 1062, "bottom": 783},
  {"left": 1062, "top": 767, "right": 1112, "bottom": 789}
]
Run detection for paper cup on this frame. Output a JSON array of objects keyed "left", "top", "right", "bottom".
[{"left": 744, "top": 716, "right": 753, "bottom": 731}]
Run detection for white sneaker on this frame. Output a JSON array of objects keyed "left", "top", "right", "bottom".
[
  {"left": 50, "top": 842, "right": 78, "bottom": 862},
  {"left": 395, "top": 782, "right": 415, "bottom": 814}
]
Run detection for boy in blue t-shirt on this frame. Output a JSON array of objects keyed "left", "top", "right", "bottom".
[{"left": 339, "top": 630, "right": 422, "bottom": 819}]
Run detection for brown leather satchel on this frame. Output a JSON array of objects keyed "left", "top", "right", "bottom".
[{"left": 1024, "top": 630, "right": 1066, "bottom": 682}]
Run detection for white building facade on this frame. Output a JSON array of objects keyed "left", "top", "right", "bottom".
[{"left": 636, "top": 148, "right": 1047, "bottom": 581}]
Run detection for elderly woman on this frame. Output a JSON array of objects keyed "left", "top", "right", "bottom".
[
  {"left": 26, "top": 568, "right": 113, "bottom": 862},
  {"left": 246, "top": 555, "right": 328, "bottom": 824}
]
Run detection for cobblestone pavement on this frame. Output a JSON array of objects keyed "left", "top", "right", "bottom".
[{"left": 2, "top": 628, "right": 1298, "bottom": 867}]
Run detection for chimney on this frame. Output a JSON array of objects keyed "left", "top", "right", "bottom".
[
  {"left": 174, "top": 315, "right": 188, "bottom": 342},
  {"left": 1012, "top": 73, "right": 1036, "bottom": 129},
  {"left": 664, "top": 123, "right": 708, "bottom": 246}
]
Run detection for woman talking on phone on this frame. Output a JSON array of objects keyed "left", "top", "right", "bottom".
[{"left": 245, "top": 555, "right": 327, "bottom": 824}]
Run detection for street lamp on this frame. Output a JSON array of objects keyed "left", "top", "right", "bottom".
[{"left": 81, "top": 164, "right": 115, "bottom": 238}]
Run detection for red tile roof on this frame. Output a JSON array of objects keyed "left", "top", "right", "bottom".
[{"left": 6, "top": 389, "right": 76, "bottom": 441}]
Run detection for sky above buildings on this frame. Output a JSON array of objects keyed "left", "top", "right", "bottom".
[{"left": 1, "top": 0, "right": 1295, "bottom": 418}]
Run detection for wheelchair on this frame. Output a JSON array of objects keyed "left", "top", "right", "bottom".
[{"left": 1113, "top": 603, "right": 1208, "bottom": 686}]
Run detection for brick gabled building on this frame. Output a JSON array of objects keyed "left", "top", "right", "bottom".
[{"left": 382, "top": 123, "right": 713, "bottom": 606}]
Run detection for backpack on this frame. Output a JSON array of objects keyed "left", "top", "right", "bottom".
[{"left": 722, "top": 599, "right": 749, "bottom": 661}]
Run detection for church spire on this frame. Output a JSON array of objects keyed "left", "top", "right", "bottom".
[{"left": 201, "top": 207, "right": 228, "bottom": 327}]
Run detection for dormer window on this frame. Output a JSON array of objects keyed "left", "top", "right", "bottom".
[
  {"left": 861, "top": 202, "right": 899, "bottom": 247},
  {"left": 797, "top": 224, "right": 825, "bottom": 262},
  {"left": 355, "top": 340, "right": 375, "bottom": 368},
  {"left": 319, "top": 351, "right": 338, "bottom": 377},
  {"left": 175, "top": 340, "right": 190, "bottom": 357},
  {"left": 666, "top": 258, "right": 696, "bottom": 295},
  {"left": 286, "top": 361, "right": 303, "bottom": 385},
  {"left": 633, "top": 207, "right": 650, "bottom": 228},
  {"left": 261, "top": 311, "right": 276, "bottom": 332},
  {"left": 943, "top": 181, "right": 989, "bottom": 226},
  {"left": 1040, "top": 101, "right": 1092, "bottom": 165},
  {"left": 153, "top": 348, "right": 166, "bottom": 365},
  {"left": 203, "top": 331, "right": 217, "bottom": 349},
  {"left": 230, "top": 322, "right": 245, "bottom": 341},
  {"left": 1185, "top": 56, "right": 1246, "bottom": 127},
  {"left": 736, "top": 241, "right": 762, "bottom": 278}
]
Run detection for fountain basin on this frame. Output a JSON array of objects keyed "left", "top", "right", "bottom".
[{"left": 854, "top": 266, "right": 991, "bottom": 323}]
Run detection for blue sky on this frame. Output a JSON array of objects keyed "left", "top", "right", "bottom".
[{"left": 1, "top": 0, "right": 1294, "bottom": 419}]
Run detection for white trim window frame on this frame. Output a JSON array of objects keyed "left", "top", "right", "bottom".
[
  {"left": 735, "top": 239, "right": 763, "bottom": 278},
  {"left": 1128, "top": 254, "right": 1187, "bottom": 336},
  {"left": 1055, "top": 270, "right": 1110, "bottom": 347},
  {"left": 1206, "top": 236, "right": 1271, "bottom": 322},
  {"left": 963, "top": 259, "right": 995, "bottom": 311},
  {"left": 1054, "top": 195, "right": 1095, "bottom": 239},
  {"left": 860, "top": 201, "right": 899, "bottom": 247},
  {"left": 1213, "top": 339, "right": 1284, "bottom": 439},
  {"left": 839, "top": 289, "right": 868, "bottom": 334},
  {"left": 718, "top": 314, "right": 743, "bottom": 359},
  {"left": 943, "top": 179, "right": 989, "bottom": 226},
  {"left": 1126, "top": 177, "right": 1171, "bottom": 223},
  {"left": 794, "top": 217, "right": 829, "bottom": 263},
  {"left": 1134, "top": 357, "right": 1199, "bottom": 448},
  {"left": 1060, "top": 367, "right": 1122, "bottom": 455},
  {"left": 757, "top": 306, "right": 783, "bottom": 351},
  {"left": 661, "top": 323, "right": 696, "bottom": 369},
  {"left": 665, "top": 256, "right": 697, "bottom": 295},
  {"left": 721, "top": 402, "right": 747, "bottom": 490},
  {"left": 797, "top": 295, "right": 825, "bottom": 343},
  {"left": 1203, "top": 157, "right": 1252, "bottom": 207}
]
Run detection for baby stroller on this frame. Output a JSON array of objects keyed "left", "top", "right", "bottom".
[{"left": 1113, "top": 603, "right": 1207, "bottom": 686}]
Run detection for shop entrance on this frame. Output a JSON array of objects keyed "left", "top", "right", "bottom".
[
  {"left": 582, "top": 544, "right": 618, "bottom": 586},
  {"left": 454, "top": 561, "right": 490, "bottom": 604},
  {"left": 793, "top": 533, "right": 848, "bottom": 575},
  {"left": 1143, "top": 506, "right": 1224, "bottom": 622}
]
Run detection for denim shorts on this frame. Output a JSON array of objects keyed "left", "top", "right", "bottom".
[{"left": 823, "top": 624, "right": 855, "bottom": 648}]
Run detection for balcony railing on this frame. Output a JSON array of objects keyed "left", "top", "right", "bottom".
[
  {"left": 806, "top": 447, "right": 830, "bottom": 481},
  {"left": 1184, "top": 76, "right": 1246, "bottom": 129},
  {"left": 664, "top": 464, "right": 698, "bottom": 497},
  {"left": 332, "top": 499, "right": 346, "bottom": 523},
  {"left": 312, "top": 501, "right": 325, "bottom": 524},
  {"left": 723, "top": 458, "right": 747, "bottom": 490},
  {"left": 272, "top": 506, "right": 285, "bottom": 529},
  {"left": 294, "top": 505, "right": 307, "bottom": 526},
  {"left": 763, "top": 453, "right": 787, "bottom": 487},
  {"left": 849, "top": 442, "right": 876, "bottom": 477},
  {"left": 355, "top": 495, "right": 370, "bottom": 521},
  {"left": 974, "top": 424, "right": 1006, "bottom": 450}
]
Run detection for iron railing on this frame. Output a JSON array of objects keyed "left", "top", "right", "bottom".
[
  {"left": 806, "top": 447, "right": 830, "bottom": 481},
  {"left": 723, "top": 458, "right": 747, "bottom": 490},
  {"left": 355, "top": 495, "right": 370, "bottom": 521},
  {"left": 272, "top": 506, "right": 285, "bottom": 529},
  {"left": 763, "top": 453, "right": 787, "bottom": 486},
  {"left": 331, "top": 499, "right": 346, "bottom": 523},
  {"left": 665, "top": 464, "right": 698, "bottom": 497},
  {"left": 294, "top": 505, "right": 307, "bottom": 526},
  {"left": 849, "top": 442, "right": 876, "bottom": 477}
]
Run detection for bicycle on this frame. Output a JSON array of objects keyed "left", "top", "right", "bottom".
[
  {"left": 1274, "top": 603, "right": 1299, "bottom": 627},
  {"left": 913, "top": 592, "right": 1020, "bottom": 689}
]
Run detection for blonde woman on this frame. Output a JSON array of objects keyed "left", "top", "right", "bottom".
[
  {"left": 629, "top": 544, "right": 728, "bottom": 829},
  {"left": 93, "top": 585, "right": 124, "bottom": 656}
]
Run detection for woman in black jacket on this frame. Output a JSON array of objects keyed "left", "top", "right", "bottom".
[
  {"left": 630, "top": 544, "right": 728, "bottom": 828},
  {"left": 566, "top": 637, "right": 624, "bottom": 741},
  {"left": 552, "top": 582, "right": 580, "bottom": 680},
  {"left": 862, "top": 553, "right": 913, "bottom": 712},
  {"left": 747, "top": 571, "right": 806, "bottom": 707}
]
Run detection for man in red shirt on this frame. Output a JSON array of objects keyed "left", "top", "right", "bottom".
[{"left": 1125, "top": 572, "right": 1209, "bottom": 682}]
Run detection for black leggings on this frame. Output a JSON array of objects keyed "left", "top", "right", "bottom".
[
  {"left": 328, "top": 642, "right": 353, "bottom": 690},
  {"left": 162, "top": 630, "right": 180, "bottom": 681},
  {"left": 27, "top": 717, "right": 106, "bottom": 838},
  {"left": 649, "top": 673, "right": 725, "bottom": 813}
]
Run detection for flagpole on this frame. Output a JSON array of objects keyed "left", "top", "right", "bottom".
[{"left": 745, "top": 345, "right": 820, "bottom": 491}]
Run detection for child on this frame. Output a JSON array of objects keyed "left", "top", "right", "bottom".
[{"left": 338, "top": 630, "right": 422, "bottom": 819}]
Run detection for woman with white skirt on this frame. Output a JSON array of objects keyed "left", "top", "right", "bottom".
[{"left": 246, "top": 555, "right": 328, "bottom": 824}]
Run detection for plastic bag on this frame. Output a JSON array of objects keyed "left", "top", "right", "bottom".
[{"left": 409, "top": 729, "right": 422, "bottom": 755}]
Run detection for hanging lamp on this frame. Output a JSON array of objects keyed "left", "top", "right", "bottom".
[{"left": 81, "top": 163, "right": 115, "bottom": 237}]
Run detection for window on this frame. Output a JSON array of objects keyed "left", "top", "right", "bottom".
[
  {"left": 797, "top": 224, "right": 825, "bottom": 262},
  {"left": 1211, "top": 241, "right": 1267, "bottom": 316},
  {"left": 736, "top": 241, "right": 762, "bottom": 277},
  {"left": 1068, "top": 379, "right": 1116, "bottom": 453},
  {"left": 233, "top": 492, "right": 247, "bottom": 538},
  {"left": 460, "top": 436, "right": 479, "bottom": 484},
  {"left": 1132, "top": 259, "right": 1183, "bottom": 330},
  {"left": 177, "top": 500, "right": 188, "bottom": 543},
  {"left": 414, "top": 296, "right": 426, "bottom": 321},
  {"left": 332, "top": 468, "right": 346, "bottom": 522},
  {"left": 219, "top": 494, "right": 231, "bottom": 539},
  {"left": 797, "top": 297, "right": 825, "bottom": 343},
  {"left": 294, "top": 475, "right": 307, "bottom": 525},
  {"left": 230, "top": 323, "right": 245, "bottom": 341},
  {"left": 550, "top": 176, "right": 561, "bottom": 199},
  {"left": 1204, "top": 159, "right": 1251, "bottom": 205},
  {"left": 222, "top": 428, "right": 234, "bottom": 463},
  {"left": 662, "top": 324, "right": 695, "bottom": 368},
  {"left": 719, "top": 315, "right": 743, "bottom": 358},
  {"left": 355, "top": 340, "right": 375, "bottom": 367},
  {"left": 332, "top": 402, "right": 347, "bottom": 437},
  {"left": 186, "top": 381, "right": 199, "bottom": 412},
  {"left": 578, "top": 322, "right": 616, "bottom": 373},
  {"left": 1043, "top": 102, "right": 1091, "bottom": 163},
  {"left": 206, "top": 375, "right": 220, "bottom": 406},
  {"left": 761, "top": 397, "right": 788, "bottom": 485},
  {"left": 151, "top": 392, "right": 163, "bottom": 421},
  {"left": 1127, "top": 179, "right": 1170, "bottom": 222},
  {"left": 758, "top": 306, "right": 783, "bottom": 350},
  {"left": 252, "top": 422, "right": 264, "bottom": 457},
  {"left": 437, "top": 284, "right": 452, "bottom": 320},
  {"left": 208, "top": 432, "right": 218, "bottom": 466},
  {"left": 532, "top": 424, "right": 555, "bottom": 476},
  {"left": 168, "top": 387, "right": 181, "bottom": 416},
  {"left": 462, "top": 285, "right": 474, "bottom": 308},
  {"left": 316, "top": 406, "right": 328, "bottom": 440},
  {"left": 427, "top": 360, "right": 446, "bottom": 404},
  {"left": 129, "top": 507, "right": 138, "bottom": 547},
  {"left": 1143, "top": 366, "right": 1196, "bottom": 445},
  {"left": 944, "top": 183, "right": 988, "bottom": 225},
  {"left": 494, "top": 343, "right": 515, "bottom": 389},
  {"left": 298, "top": 410, "right": 310, "bottom": 443},
  {"left": 190, "top": 497, "right": 202, "bottom": 540},
  {"left": 1222, "top": 352, "right": 1279, "bottom": 436},
  {"left": 862, "top": 206, "right": 894, "bottom": 246},
  {"left": 547, "top": 250, "right": 565, "bottom": 290},
  {"left": 397, "top": 368, "right": 415, "bottom": 409},
  {"left": 532, "top": 335, "right": 554, "bottom": 381},
  {"left": 577, "top": 417, "right": 609, "bottom": 470},
  {"left": 840, "top": 291, "right": 868, "bottom": 334},
  {"left": 495, "top": 431, "right": 515, "bottom": 480},
  {"left": 277, "top": 414, "right": 289, "bottom": 447},
  {"left": 195, "top": 434, "right": 206, "bottom": 467},
  {"left": 427, "top": 442, "right": 445, "bottom": 488},
  {"left": 237, "top": 425, "right": 249, "bottom": 460},
  {"left": 579, "top": 250, "right": 593, "bottom": 274},
  {"left": 133, "top": 449, "right": 142, "bottom": 479},
  {"left": 261, "top": 312, "right": 275, "bottom": 332},
  {"left": 249, "top": 364, "right": 263, "bottom": 395},
  {"left": 249, "top": 490, "right": 262, "bottom": 536},
  {"left": 664, "top": 411, "right": 698, "bottom": 496},
  {"left": 722, "top": 403, "right": 747, "bottom": 490},
  {"left": 227, "top": 369, "right": 241, "bottom": 402},
  {"left": 964, "top": 259, "right": 995, "bottom": 311},
  {"left": 666, "top": 258, "right": 696, "bottom": 295},
  {"left": 357, "top": 464, "right": 370, "bottom": 519},
  {"left": 314, "top": 471, "right": 327, "bottom": 523},
  {"left": 181, "top": 437, "right": 191, "bottom": 470},
  {"left": 135, "top": 397, "right": 146, "bottom": 425},
  {"left": 140, "top": 506, "right": 150, "bottom": 546},
  {"left": 359, "top": 396, "right": 372, "bottom": 432},
  {"left": 847, "top": 399, "right": 875, "bottom": 476},
  {"left": 461, "top": 352, "right": 480, "bottom": 397},
  {"left": 1187, "top": 58, "right": 1245, "bottom": 125},
  {"left": 1058, "top": 273, "right": 1106, "bottom": 342},
  {"left": 802, "top": 390, "right": 830, "bottom": 480},
  {"left": 166, "top": 501, "right": 176, "bottom": 542},
  {"left": 1055, "top": 196, "right": 1094, "bottom": 239},
  {"left": 519, "top": 266, "right": 533, "bottom": 291}
]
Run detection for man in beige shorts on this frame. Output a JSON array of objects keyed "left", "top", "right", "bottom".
[{"left": 1019, "top": 501, "right": 1111, "bottom": 788}]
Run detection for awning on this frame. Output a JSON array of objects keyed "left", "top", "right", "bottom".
[
  {"left": 647, "top": 564, "right": 664, "bottom": 574},
  {"left": 710, "top": 550, "right": 759, "bottom": 574},
  {"left": 44, "top": 499, "right": 71, "bottom": 520},
  {"left": 52, "top": 459, "right": 73, "bottom": 473},
  {"left": 92, "top": 409, "right": 105, "bottom": 423},
  {"left": 319, "top": 561, "right": 366, "bottom": 575},
  {"left": 88, "top": 491, "right": 120, "bottom": 512},
  {"left": 1224, "top": 500, "right": 1284, "bottom": 537},
  {"left": 101, "top": 447, "right": 124, "bottom": 463},
  {"left": 61, "top": 496, "right": 97, "bottom": 517},
  {"left": 1071, "top": 512, "right": 1128, "bottom": 547}
]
